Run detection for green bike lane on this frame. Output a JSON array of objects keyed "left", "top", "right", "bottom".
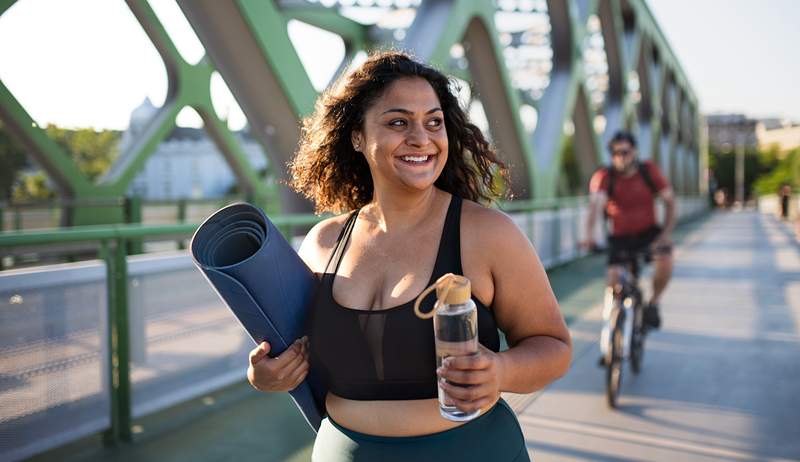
[{"left": 30, "top": 213, "right": 720, "bottom": 462}]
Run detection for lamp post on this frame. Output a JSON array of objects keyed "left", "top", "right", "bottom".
[
  {"left": 735, "top": 131, "right": 746, "bottom": 206},
  {"left": 735, "top": 129, "right": 745, "bottom": 207}
]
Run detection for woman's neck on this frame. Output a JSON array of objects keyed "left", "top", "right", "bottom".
[{"left": 361, "top": 187, "right": 444, "bottom": 234}]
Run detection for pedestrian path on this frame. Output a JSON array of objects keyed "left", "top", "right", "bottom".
[{"left": 520, "top": 211, "right": 800, "bottom": 461}]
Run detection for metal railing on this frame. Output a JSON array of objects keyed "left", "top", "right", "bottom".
[{"left": 0, "top": 213, "right": 320, "bottom": 447}]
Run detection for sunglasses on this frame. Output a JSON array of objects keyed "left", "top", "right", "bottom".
[{"left": 611, "top": 148, "right": 633, "bottom": 157}]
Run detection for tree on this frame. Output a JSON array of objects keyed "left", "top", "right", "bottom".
[
  {"left": 754, "top": 148, "right": 800, "bottom": 196},
  {"left": 708, "top": 146, "right": 765, "bottom": 201},
  {"left": 44, "top": 124, "right": 121, "bottom": 181}
]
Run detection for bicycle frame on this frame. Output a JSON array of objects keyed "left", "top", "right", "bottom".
[
  {"left": 601, "top": 267, "right": 643, "bottom": 354},
  {"left": 600, "top": 250, "right": 648, "bottom": 407}
]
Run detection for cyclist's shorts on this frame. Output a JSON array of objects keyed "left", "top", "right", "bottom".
[
  {"left": 311, "top": 399, "right": 530, "bottom": 462},
  {"left": 607, "top": 225, "right": 672, "bottom": 265}
]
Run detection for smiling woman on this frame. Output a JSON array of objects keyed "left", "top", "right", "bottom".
[
  {"left": 248, "top": 51, "right": 572, "bottom": 462},
  {"left": 288, "top": 51, "right": 507, "bottom": 214}
]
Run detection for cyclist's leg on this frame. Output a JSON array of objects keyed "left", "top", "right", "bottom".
[
  {"left": 644, "top": 226, "right": 674, "bottom": 304},
  {"left": 641, "top": 226, "right": 672, "bottom": 328},
  {"left": 650, "top": 249, "right": 673, "bottom": 304}
]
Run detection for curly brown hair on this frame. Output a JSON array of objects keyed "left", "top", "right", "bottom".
[{"left": 288, "top": 50, "right": 508, "bottom": 214}]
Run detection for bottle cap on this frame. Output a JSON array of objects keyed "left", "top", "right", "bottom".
[
  {"left": 435, "top": 274, "right": 471, "bottom": 305},
  {"left": 414, "top": 273, "right": 471, "bottom": 319}
]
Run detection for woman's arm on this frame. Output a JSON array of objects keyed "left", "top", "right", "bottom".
[
  {"left": 437, "top": 207, "right": 571, "bottom": 411},
  {"left": 488, "top": 211, "right": 572, "bottom": 393}
]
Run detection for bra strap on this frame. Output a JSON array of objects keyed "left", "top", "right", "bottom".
[
  {"left": 430, "top": 195, "right": 463, "bottom": 278},
  {"left": 323, "top": 209, "right": 360, "bottom": 276}
]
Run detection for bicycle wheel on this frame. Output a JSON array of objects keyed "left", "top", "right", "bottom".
[{"left": 606, "top": 310, "right": 624, "bottom": 408}]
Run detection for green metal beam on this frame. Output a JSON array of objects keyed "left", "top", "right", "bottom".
[{"left": 238, "top": 0, "right": 318, "bottom": 117}]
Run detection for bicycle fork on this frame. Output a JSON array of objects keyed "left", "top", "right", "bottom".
[{"left": 600, "top": 287, "right": 635, "bottom": 360}]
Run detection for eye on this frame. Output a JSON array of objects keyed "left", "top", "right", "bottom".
[
  {"left": 388, "top": 119, "right": 407, "bottom": 127},
  {"left": 427, "top": 118, "right": 443, "bottom": 129}
]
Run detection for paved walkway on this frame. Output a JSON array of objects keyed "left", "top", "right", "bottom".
[{"left": 521, "top": 210, "right": 800, "bottom": 461}]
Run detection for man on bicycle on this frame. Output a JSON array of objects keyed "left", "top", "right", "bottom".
[{"left": 583, "top": 130, "right": 676, "bottom": 330}]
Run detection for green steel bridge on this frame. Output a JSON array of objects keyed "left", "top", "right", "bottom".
[{"left": 0, "top": 1, "right": 735, "bottom": 461}]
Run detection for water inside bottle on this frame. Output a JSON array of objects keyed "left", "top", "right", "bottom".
[{"left": 434, "top": 302, "right": 480, "bottom": 421}]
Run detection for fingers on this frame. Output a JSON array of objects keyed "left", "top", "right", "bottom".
[
  {"left": 249, "top": 341, "right": 271, "bottom": 365},
  {"left": 247, "top": 337, "right": 310, "bottom": 392},
  {"left": 440, "top": 381, "right": 497, "bottom": 413},
  {"left": 272, "top": 339, "right": 303, "bottom": 368},
  {"left": 442, "top": 350, "right": 491, "bottom": 371},
  {"left": 437, "top": 367, "right": 490, "bottom": 386},
  {"left": 286, "top": 359, "right": 311, "bottom": 390}
]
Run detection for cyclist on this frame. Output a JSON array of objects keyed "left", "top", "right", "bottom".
[{"left": 582, "top": 130, "right": 676, "bottom": 331}]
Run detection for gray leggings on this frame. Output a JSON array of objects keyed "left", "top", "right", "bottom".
[{"left": 312, "top": 399, "right": 530, "bottom": 462}]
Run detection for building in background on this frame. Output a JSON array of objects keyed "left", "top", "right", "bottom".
[
  {"left": 705, "top": 113, "right": 758, "bottom": 151},
  {"left": 124, "top": 98, "right": 268, "bottom": 200},
  {"left": 756, "top": 118, "right": 800, "bottom": 153},
  {"left": 706, "top": 113, "right": 800, "bottom": 154}
]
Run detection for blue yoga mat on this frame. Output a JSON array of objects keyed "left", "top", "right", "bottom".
[{"left": 190, "top": 202, "right": 326, "bottom": 432}]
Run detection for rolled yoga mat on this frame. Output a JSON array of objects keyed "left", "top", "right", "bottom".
[{"left": 190, "top": 202, "right": 325, "bottom": 431}]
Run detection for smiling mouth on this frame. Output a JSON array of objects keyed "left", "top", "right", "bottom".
[{"left": 397, "top": 154, "right": 436, "bottom": 165}]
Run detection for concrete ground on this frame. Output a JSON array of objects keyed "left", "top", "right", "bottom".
[{"left": 521, "top": 211, "right": 800, "bottom": 462}]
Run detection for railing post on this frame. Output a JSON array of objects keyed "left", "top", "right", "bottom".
[
  {"left": 13, "top": 206, "right": 22, "bottom": 231},
  {"left": 177, "top": 199, "right": 187, "bottom": 250},
  {"left": 102, "top": 238, "right": 133, "bottom": 444},
  {"left": 125, "top": 196, "right": 144, "bottom": 255}
]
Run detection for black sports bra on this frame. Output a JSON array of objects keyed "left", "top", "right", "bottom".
[{"left": 308, "top": 195, "right": 500, "bottom": 401}]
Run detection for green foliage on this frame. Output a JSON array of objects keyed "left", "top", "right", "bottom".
[
  {"left": 12, "top": 171, "right": 55, "bottom": 201},
  {"left": 0, "top": 121, "right": 29, "bottom": 200},
  {"left": 708, "top": 146, "right": 767, "bottom": 200},
  {"left": 44, "top": 124, "right": 121, "bottom": 181},
  {"left": 753, "top": 148, "right": 800, "bottom": 196},
  {"left": 0, "top": 123, "right": 122, "bottom": 200},
  {"left": 558, "top": 135, "right": 583, "bottom": 196},
  {"left": 709, "top": 143, "right": 800, "bottom": 200}
]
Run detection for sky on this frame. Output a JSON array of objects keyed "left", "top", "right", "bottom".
[
  {"left": 646, "top": 0, "right": 800, "bottom": 121},
  {"left": 0, "top": 0, "right": 798, "bottom": 131}
]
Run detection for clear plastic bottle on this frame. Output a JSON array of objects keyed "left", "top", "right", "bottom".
[{"left": 415, "top": 273, "right": 480, "bottom": 422}]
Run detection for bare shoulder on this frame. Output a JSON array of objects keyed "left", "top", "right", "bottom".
[
  {"left": 460, "top": 200, "right": 535, "bottom": 267},
  {"left": 461, "top": 200, "right": 529, "bottom": 247},
  {"left": 298, "top": 213, "right": 351, "bottom": 274}
]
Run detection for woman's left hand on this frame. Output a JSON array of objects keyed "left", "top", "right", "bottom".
[{"left": 437, "top": 344, "right": 506, "bottom": 414}]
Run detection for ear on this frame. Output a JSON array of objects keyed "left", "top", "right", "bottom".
[{"left": 351, "top": 130, "right": 363, "bottom": 152}]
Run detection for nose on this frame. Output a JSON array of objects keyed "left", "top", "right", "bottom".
[{"left": 405, "top": 121, "right": 429, "bottom": 148}]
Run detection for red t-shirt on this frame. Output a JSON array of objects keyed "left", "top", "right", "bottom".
[{"left": 589, "top": 160, "right": 669, "bottom": 237}]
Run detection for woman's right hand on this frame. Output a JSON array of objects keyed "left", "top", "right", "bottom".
[{"left": 247, "top": 337, "right": 309, "bottom": 392}]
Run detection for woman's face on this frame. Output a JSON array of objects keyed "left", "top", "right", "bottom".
[{"left": 353, "top": 77, "right": 449, "bottom": 195}]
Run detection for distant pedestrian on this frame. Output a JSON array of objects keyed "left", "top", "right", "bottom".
[{"left": 779, "top": 184, "right": 792, "bottom": 220}]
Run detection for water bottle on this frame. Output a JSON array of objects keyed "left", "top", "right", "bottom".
[{"left": 414, "top": 273, "right": 480, "bottom": 422}]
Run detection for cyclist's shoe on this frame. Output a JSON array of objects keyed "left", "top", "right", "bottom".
[{"left": 644, "top": 302, "right": 661, "bottom": 330}]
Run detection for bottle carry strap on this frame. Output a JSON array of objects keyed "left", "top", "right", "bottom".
[{"left": 414, "top": 273, "right": 457, "bottom": 319}]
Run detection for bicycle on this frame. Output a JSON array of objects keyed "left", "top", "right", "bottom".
[{"left": 597, "top": 247, "right": 648, "bottom": 408}]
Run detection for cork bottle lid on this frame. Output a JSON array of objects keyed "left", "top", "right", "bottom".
[
  {"left": 435, "top": 273, "right": 471, "bottom": 305},
  {"left": 414, "top": 273, "right": 471, "bottom": 319}
]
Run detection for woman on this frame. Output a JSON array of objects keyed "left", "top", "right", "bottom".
[{"left": 247, "top": 51, "right": 571, "bottom": 461}]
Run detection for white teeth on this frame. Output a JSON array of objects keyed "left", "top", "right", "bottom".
[{"left": 401, "top": 155, "right": 429, "bottom": 162}]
